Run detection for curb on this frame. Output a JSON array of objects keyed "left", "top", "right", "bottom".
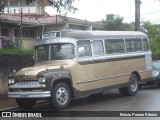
[
  {"left": 0, "top": 106, "right": 19, "bottom": 111},
  {"left": 0, "top": 100, "right": 47, "bottom": 111}
]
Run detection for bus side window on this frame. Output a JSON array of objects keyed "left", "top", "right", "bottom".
[
  {"left": 93, "top": 40, "right": 104, "bottom": 56},
  {"left": 105, "top": 39, "right": 125, "bottom": 54},
  {"left": 143, "top": 38, "right": 149, "bottom": 51},
  {"left": 77, "top": 40, "right": 92, "bottom": 57},
  {"left": 125, "top": 39, "right": 142, "bottom": 52}
]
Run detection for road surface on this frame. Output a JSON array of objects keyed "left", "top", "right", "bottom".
[{"left": 1, "top": 86, "right": 160, "bottom": 120}]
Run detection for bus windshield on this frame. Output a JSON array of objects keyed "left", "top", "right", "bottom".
[
  {"left": 36, "top": 45, "right": 49, "bottom": 62},
  {"left": 36, "top": 43, "right": 74, "bottom": 62},
  {"left": 51, "top": 43, "right": 74, "bottom": 60}
]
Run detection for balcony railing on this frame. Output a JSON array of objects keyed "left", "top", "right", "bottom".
[{"left": 0, "top": 38, "right": 19, "bottom": 49}]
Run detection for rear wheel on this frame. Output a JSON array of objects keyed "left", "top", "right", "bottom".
[
  {"left": 119, "top": 74, "right": 139, "bottom": 96},
  {"left": 50, "top": 82, "right": 71, "bottom": 110},
  {"left": 16, "top": 98, "right": 36, "bottom": 109}
]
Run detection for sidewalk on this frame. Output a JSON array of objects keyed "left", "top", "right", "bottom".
[{"left": 0, "top": 95, "right": 17, "bottom": 110}]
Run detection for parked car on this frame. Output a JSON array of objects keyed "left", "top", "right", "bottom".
[{"left": 146, "top": 61, "right": 160, "bottom": 86}]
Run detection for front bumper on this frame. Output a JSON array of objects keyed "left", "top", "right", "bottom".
[{"left": 8, "top": 91, "right": 51, "bottom": 98}]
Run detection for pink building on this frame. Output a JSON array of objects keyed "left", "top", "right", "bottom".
[{"left": 0, "top": 0, "right": 103, "bottom": 49}]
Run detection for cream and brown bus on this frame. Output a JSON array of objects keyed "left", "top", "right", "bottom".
[{"left": 8, "top": 30, "right": 152, "bottom": 110}]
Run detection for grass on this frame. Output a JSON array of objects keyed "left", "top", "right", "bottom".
[{"left": 0, "top": 48, "right": 34, "bottom": 55}]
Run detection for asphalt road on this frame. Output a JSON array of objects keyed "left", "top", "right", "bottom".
[{"left": 1, "top": 86, "right": 160, "bottom": 120}]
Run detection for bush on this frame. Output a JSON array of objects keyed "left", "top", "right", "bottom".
[
  {"left": 149, "top": 36, "right": 160, "bottom": 60},
  {"left": 0, "top": 48, "right": 34, "bottom": 55}
]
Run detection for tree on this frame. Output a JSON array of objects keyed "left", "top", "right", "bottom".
[
  {"left": 0, "top": 0, "right": 5, "bottom": 14},
  {"left": 103, "top": 15, "right": 134, "bottom": 31},
  {"left": 48, "top": 0, "right": 78, "bottom": 13},
  {"left": 142, "top": 21, "right": 160, "bottom": 59}
]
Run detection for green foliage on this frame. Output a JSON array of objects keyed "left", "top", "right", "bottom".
[
  {"left": 0, "top": 0, "right": 5, "bottom": 13},
  {"left": 0, "top": 48, "right": 34, "bottom": 55},
  {"left": 48, "top": 0, "right": 78, "bottom": 13},
  {"left": 142, "top": 21, "right": 158, "bottom": 36},
  {"left": 103, "top": 15, "right": 134, "bottom": 31},
  {"left": 149, "top": 36, "right": 160, "bottom": 60},
  {"left": 142, "top": 21, "right": 160, "bottom": 60}
]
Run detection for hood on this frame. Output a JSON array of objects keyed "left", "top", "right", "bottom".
[{"left": 16, "top": 61, "right": 68, "bottom": 80}]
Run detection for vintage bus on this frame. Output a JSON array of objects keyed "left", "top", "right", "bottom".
[{"left": 8, "top": 30, "right": 152, "bottom": 110}]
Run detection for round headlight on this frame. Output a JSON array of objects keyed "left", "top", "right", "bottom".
[
  {"left": 8, "top": 79, "right": 12, "bottom": 84},
  {"left": 38, "top": 77, "right": 46, "bottom": 83},
  {"left": 8, "top": 78, "right": 15, "bottom": 85}
]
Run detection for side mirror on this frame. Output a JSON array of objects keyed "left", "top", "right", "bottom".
[{"left": 78, "top": 46, "right": 84, "bottom": 55}]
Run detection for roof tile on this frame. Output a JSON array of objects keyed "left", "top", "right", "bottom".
[{"left": 0, "top": 14, "right": 64, "bottom": 25}]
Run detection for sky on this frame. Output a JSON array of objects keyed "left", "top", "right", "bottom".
[{"left": 45, "top": 0, "right": 160, "bottom": 24}]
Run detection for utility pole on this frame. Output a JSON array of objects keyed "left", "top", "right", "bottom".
[
  {"left": 19, "top": 0, "right": 23, "bottom": 49},
  {"left": 56, "top": 14, "right": 57, "bottom": 30},
  {"left": 20, "top": 7, "right": 23, "bottom": 49},
  {"left": 135, "top": 0, "right": 141, "bottom": 31}
]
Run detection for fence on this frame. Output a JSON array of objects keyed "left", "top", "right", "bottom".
[{"left": 0, "top": 54, "right": 34, "bottom": 95}]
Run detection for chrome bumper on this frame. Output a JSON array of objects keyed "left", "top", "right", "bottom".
[{"left": 8, "top": 91, "right": 51, "bottom": 98}]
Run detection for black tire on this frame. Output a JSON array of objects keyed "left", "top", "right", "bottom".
[
  {"left": 50, "top": 82, "right": 71, "bottom": 110},
  {"left": 16, "top": 98, "right": 36, "bottom": 109},
  {"left": 119, "top": 74, "right": 139, "bottom": 96}
]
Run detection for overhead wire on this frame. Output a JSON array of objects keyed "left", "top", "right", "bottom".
[
  {"left": 124, "top": 0, "right": 160, "bottom": 20},
  {"left": 146, "top": 0, "right": 160, "bottom": 6},
  {"left": 124, "top": 9, "right": 160, "bottom": 20}
]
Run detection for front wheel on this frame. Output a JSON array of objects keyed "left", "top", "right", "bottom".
[
  {"left": 119, "top": 74, "right": 139, "bottom": 96},
  {"left": 16, "top": 98, "right": 36, "bottom": 109},
  {"left": 50, "top": 82, "right": 71, "bottom": 110}
]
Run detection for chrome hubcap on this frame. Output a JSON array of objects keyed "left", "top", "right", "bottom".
[
  {"left": 130, "top": 78, "right": 137, "bottom": 92},
  {"left": 56, "top": 87, "right": 68, "bottom": 105}
]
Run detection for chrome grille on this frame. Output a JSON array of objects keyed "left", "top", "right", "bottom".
[
  {"left": 9, "top": 81, "right": 46, "bottom": 89},
  {"left": 17, "top": 81, "right": 39, "bottom": 85}
]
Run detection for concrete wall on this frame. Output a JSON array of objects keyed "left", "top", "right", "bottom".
[
  {"left": 22, "top": 38, "right": 36, "bottom": 49},
  {"left": 0, "top": 54, "right": 34, "bottom": 95},
  {"left": 0, "top": 73, "right": 8, "bottom": 95}
]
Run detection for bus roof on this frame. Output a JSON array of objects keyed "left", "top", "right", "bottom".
[
  {"left": 35, "top": 30, "right": 148, "bottom": 46},
  {"left": 61, "top": 30, "right": 147, "bottom": 39}
]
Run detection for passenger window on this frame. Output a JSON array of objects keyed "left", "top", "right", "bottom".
[
  {"left": 77, "top": 40, "right": 91, "bottom": 57},
  {"left": 125, "top": 39, "right": 142, "bottom": 52},
  {"left": 143, "top": 38, "right": 149, "bottom": 51},
  {"left": 105, "top": 39, "right": 125, "bottom": 54},
  {"left": 93, "top": 40, "right": 104, "bottom": 56}
]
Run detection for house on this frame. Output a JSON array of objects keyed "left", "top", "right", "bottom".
[{"left": 0, "top": 0, "right": 103, "bottom": 49}]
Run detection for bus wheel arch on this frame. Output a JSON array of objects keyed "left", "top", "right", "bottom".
[
  {"left": 132, "top": 71, "right": 141, "bottom": 81},
  {"left": 119, "top": 73, "right": 139, "bottom": 96},
  {"left": 132, "top": 71, "right": 142, "bottom": 89},
  {"left": 50, "top": 79, "right": 73, "bottom": 110}
]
